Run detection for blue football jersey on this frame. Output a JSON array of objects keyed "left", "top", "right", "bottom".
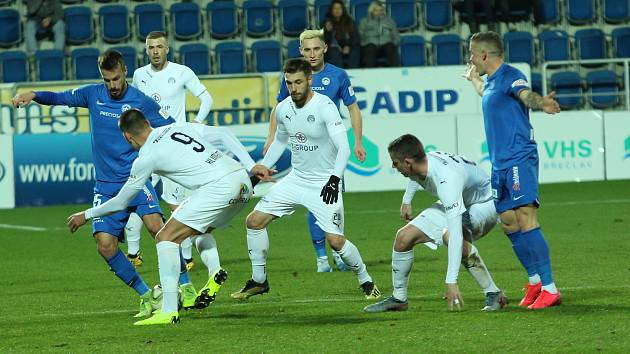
[
  {"left": 54, "top": 84, "right": 174, "bottom": 182},
  {"left": 481, "top": 64, "right": 537, "bottom": 170},
  {"left": 277, "top": 63, "right": 356, "bottom": 108}
]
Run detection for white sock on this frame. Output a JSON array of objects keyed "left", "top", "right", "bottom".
[
  {"left": 156, "top": 241, "right": 180, "bottom": 313},
  {"left": 529, "top": 274, "right": 541, "bottom": 285},
  {"left": 125, "top": 213, "right": 143, "bottom": 255},
  {"left": 247, "top": 228, "right": 269, "bottom": 283},
  {"left": 194, "top": 233, "right": 221, "bottom": 276},
  {"left": 462, "top": 245, "right": 500, "bottom": 294},
  {"left": 392, "top": 250, "right": 414, "bottom": 302},
  {"left": 180, "top": 237, "right": 194, "bottom": 260},
  {"left": 334, "top": 240, "right": 371, "bottom": 284},
  {"left": 542, "top": 283, "right": 558, "bottom": 294}
]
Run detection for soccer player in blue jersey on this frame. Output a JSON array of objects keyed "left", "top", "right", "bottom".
[
  {"left": 11, "top": 50, "right": 197, "bottom": 317},
  {"left": 464, "top": 32, "right": 562, "bottom": 309},
  {"left": 263, "top": 29, "right": 365, "bottom": 273}
]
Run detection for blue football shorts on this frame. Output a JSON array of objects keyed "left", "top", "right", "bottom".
[{"left": 491, "top": 153, "right": 540, "bottom": 214}]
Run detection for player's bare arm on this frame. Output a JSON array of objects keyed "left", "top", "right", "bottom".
[
  {"left": 463, "top": 64, "right": 484, "bottom": 97},
  {"left": 519, "top": 89, "right": 561, "bottom": 114},
  {"left": 12, "top": 91, "right": 36, "bottom": 107},
  {"left": 263, "top": 105, "right": 279, "bottom": 155},
  {"left": 347, "top": 102, "right": 366, "bottom": 162}
]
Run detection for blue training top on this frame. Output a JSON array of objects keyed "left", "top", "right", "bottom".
[
  {"left": 35, "top": 84, "right": 174, "bottom": 183},
  {"left": 277, "top": 63, "right": 357, "bottom": 108},
  {"left": 481, "top": 63, "right": 537, "bottom": 170}
]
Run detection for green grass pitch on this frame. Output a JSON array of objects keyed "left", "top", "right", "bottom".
[{"left": 1, "top": 180, "right": 629, "bottom": 353}]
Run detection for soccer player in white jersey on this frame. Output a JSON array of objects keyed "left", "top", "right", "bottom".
[
  {"left": 124, "top": 31, "right": 214, "bottom": 270},
  {"left": 231, "top": 58, "right": 381, "bottom": 301},
  {"left": 67, "top": 109, "right": 273, "bottom": 325},
  {"left": 364, "top": 134, "right": 507, "bottom": 313}
]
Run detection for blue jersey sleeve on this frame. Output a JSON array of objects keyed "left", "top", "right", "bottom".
[
  {"left": 34, "top": 84, "right": 92, "bottom": 107},
  {"left": 140, "top": 96, "right": 175, "bottom": 127},
  {"left": 338, "top": 71, "right": 357, "bottom": 106},
  {"left": 507, "top": 69, "right": 530, "bottom": 98},
  {"left": 276, "top": 75, "right": 289, "bottom": 103}
]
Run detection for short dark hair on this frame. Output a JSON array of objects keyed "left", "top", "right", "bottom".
[
  {"left": 146, "top": 31, "right": 168, "bottom": 41},
  {"left": 283, "top": 58, "right": 312, "bottom": 76},
  {"left": 119, "top": 109, "right": 148, "bottom": 136},
  {"left": 98, "top": 49, "right": 126, "bottom": 71},
  {"left": 388, "top": 134, "right": 426, "bottom": 162},
  {"left": 470, "top": 31, "right": 504, "bottom": 57}
]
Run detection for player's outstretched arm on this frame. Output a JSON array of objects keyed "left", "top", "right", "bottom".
[
  {"left": 444, "top": 211, "right": 465, "bottom": 311},
  {"left": 347, "top": 102, "right": 366, "bottom": 162},
  {"left": 263, "top": 105, "right": 279, "bottom": 155},
  {"left": 463, "top": 64, "right": 484, "bottom": 97},
  {"left": 11, "top": 91, "right": 36, "bottom": 108},
  {"left": 519, "top": 89, "right": 561, "bottom": 114}
]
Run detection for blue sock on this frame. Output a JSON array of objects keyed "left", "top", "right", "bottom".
[
  {"left": 179, "top": 249, "right": 191, "bottom": 285},
  {"left": 522, "top": 227, "right": 554, "bottom": 286},
  {"left": 107, "top": 249, "right": 149, "bottom": 296},
  {"left": 506, "top": 231, "right": 538, "bottom": 277},
  {"left": 307, "top": 211, "right": 327, "bottom": 258}
]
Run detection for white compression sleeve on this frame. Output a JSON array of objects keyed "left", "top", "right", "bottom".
[
  {"left": 194, "top": 91, "right": 213, "bottom": 124},
  {"left": 402, "top": 180, "right": 420, "bottom": 204},
  {"left": 328, "top": 131, "right": 350, "bottom": 177}
]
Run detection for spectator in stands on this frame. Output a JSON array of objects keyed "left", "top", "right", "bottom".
[
  {"left": 322, "top": 0, "right": 360, "bottom": 69},
  {"left": 25, "top": 0, "right": 65, "bottom": 54},
  {"left": 453, "top": 0, "right": 502, "bottom": 33},
  {"left": 358, "top": 1, "right": 400, "bottom": 68}
]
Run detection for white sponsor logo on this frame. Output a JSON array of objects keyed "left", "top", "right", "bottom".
[
  {"left": 348, "top": 86, "right": 355, "bottom": 96},
  {"left": 322, "top": 77, "right": 330, "bottom": 85},
  {"left": 96, "top": 100, "right": 105, "bottom": 105},
  {"left": 511, "top": 79, "right": 528, "bottom": 88}
]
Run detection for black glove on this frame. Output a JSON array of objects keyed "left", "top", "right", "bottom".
[
  {"left": 250, "top": 175, "right": 261, "bottom": 188},
  {"left": 320, "top": 175, "right": 340, "bottom": 204}
]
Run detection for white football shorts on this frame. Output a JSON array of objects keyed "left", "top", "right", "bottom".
[
  {"left": 254, "top": 173, "right": 345, "bottom": 235},
  {"left": 172, "top": 169, "right": 252, "bottom": 233},
  {"left": 160, "top": 176, "right": 190, "bottom": 205},
  {"left": 409, "top": 199, "right": 497, "bottom": 250}
]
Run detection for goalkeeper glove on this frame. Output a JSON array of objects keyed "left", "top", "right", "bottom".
[{"left": 320, "top": 175, "right": 340, "bottom": 204}]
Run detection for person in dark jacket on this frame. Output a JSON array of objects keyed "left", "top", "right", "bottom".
[
  {"left": 358, "top": 1, "right": 400, "bottom": 68},
  {"left": 322, "top": 0, "right": 361, "bottom": 69},
  {"left": 25, "top": 0, "right": 65, "bottom": 54}
]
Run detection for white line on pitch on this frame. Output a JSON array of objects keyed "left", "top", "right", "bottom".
[{"left": 0, "top": 224, "right": 47, "bottom": 231}]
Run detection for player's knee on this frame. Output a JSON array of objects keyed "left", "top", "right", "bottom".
[
  {"left": 145, "top": 222, "right": 162, "bottom": 238},
  {"left": 246, "top": 212, "right": 266, "bottom": 230},
  {"left": 394, "top": 228, "right": 415, "bottom": 251},
  {"left": 96, "top": 241, "right": 117, "bottom": 259},
  {"left": 326, "top": 234, "right": 345, "bottom": 250}
]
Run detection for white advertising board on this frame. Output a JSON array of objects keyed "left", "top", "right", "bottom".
[
  {"left": 0, "top": 135, "right": 15, "bottom": 208},
  {"left": 603, "top": 111, "right": 630, "bottom": 180}
]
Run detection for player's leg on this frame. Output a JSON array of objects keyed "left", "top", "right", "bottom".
[
  {"left": 307, "top": 211, "right": 332, "bottom": 273},
  {"left": 124, "top": 213, "right": 143, "bottom": 267},
  {"left": 162, "top": 178, "right": 195, "bottom": 270}
]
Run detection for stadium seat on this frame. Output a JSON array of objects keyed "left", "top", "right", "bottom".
[
  {"left": 387, "top": 0, "right": 418, "bottom": 31},
  {"left": 64, "top": 6, "right": 93, "bottom": 45},
  {"left": 71, "top": 47, "right": 100, "bottom": 80},
  {"left": 207, "top": 1, "right": 239, "bottom": 39},
  {"left": 550, "top": 71, "right": 583, "bottom": 109},
  {"left": 278, "top": 0, "right": 309, "bottom": 37},
  {"left": 567, "top": 0, "right": 596, "bottom": 25},
  {"left": 215, "top": 41, "right": 246, "bottom": 74},
  {"left": 531, "top": 72, "right": 542, "bottom": 95},
  {"left": 287, "top": 38, "right": 301, "bottom": 58},
  {"left": 179, "top": 43, "right": 210, "bottom": 75},
  {"left": 35, "top": 49, "right": 65, "bottom": 81},
  {"left": 0, "top": 8, "right": 20, "bottom": 47},
  {"left": 110, "top": 46, "right": 136, "bottom": 77},
  {"left": 315, "top": 0, "right": 332, "bottom": 25},
  {"left": 0, "top": 50, "right": 28, "bottom": 83},
  {"left": 431, "top": 34, "right": 462, "bottom": 65},
  {"left": 539, "top": 0, "right": 560, "bottom": 24},
  {"left": 251, "top": 40, "right": 282, "bottom": 73},
  {"left": 503, "top": 31, "right": 534, "bottom": 65},
  {"left": 423, "top": 0, "right": 452, "bottom": 30},
  {"left": 612, "top": 27, "right": 630, "bottom": 58},
  {"left": 99, "top": 5, "right": 130, "bottom": 43},
  {"left": 400, "top": 35, "right": 425, "bottom": 67},
  {"left": 170, "top": 2, "right": 202, "bottom": 41},
  {"left": 603, "top": 0, "right": 630, "bottom": 23},
  {"left": 574, "top": 28, "right": 606, "bottom": 61},
  {"left": 135, "top": 3, "right": 165, "bottom": 40},
  {"left": 539, "top": 30, "right": 570, "bottom": 62},
  {"left": 586, "top": 70, "right": 619, "bottom": 108},
  {"left": 243, "top": 0, "right": 274, "bottom": 37},
  {"left": 350, "top": 0, "right": 371, "bottom": 24}
]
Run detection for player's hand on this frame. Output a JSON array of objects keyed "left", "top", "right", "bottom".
[
  {"left": 353, "top": 142, "right": 366, "bottom": 163},
  {"left": 67, "top": 212, "right": 87, "bottom": 233},
  {"left": 542, "top": 91, "right": 561, "bottom": 114},
  {"left": 250, "top": 164, "right": 276, "bottom": 182},
  {"left": 320, "top": 175, "right": 341, "bottom": 204},
  {"left": 463, "top": 63, "right": 480, "bottom": 82},
  {"left": 400, "top": 203, "right": 412, "bottom": 222},
  {"left": 12, "top": 91, "right": 36, "bottom": 108},
  {"left": 445, "top": 283, "right": 464, "bottom": 311}
]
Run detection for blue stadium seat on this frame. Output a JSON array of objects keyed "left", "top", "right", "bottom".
[
  {"left": 586, "top": 70, "right": 619, "bottom": 108},
  {"left": 539, "top": 0, "right": 560, "bottom": 24},
  {"left": 215, "top": 41, "right": 246, "bottom": 74},
  {"left": 503, "top": 31, "right": 534, "bottom": 65},
  {"left": 64, "top": 6, "right": 93, "bottom": 45},
  {"left": 99, "top": 5, "right": 130, "bottom": 43},
  {"left": 278, "top": 0, "right": 309, "bottom": 37},
  {"left": 567, "top": 0, "right": 595, "bottom": 25},
  {"left": 400, "top": 35, "right": 425, "bottom": 66},
  {"left": 207, "top": 1, "right": 239, "bottom": 39},
  {"left": 251, "top": 40, "right": 282, "bottom": 73},
  {"left": 387, "top": 0, "right": 418, "bottom": 31},
  {"left": 135, "top": 3, "right": 165, "bottom": 40},
  {"left": 35, "top": 49, "right": 65, "bottom": 81},
  {"left": 423, "top": 0, "right": 452, "bottom": 30},
  {"left": 539, "top": 30, "right": 570, "bottom": 62},
  {"left": 431, "top": 34, "right": 462, "bottom": 65},
  {"left": 180, "top": 43, "right": 210, "bottom": 75},
  {"left": 604, "top": 0, "right": 630, "bottom": 23},
  {"left": 531, "top": 72, "right": 542, "bottom": 95},
  {"left": 315, "top": 0, "right": 332, "bottom": 25},
  {"left": 110, "top": 46, "right": 136, "bottom": 77},
  {"left": 71, "top": 47, "right": 100, "bottom": 80},
  {"left": 574, "top": 28, "right": 606, "bottom": 61},
  {"left": 243, "top": 0, "right": 274, "bottom": 37},
  {"left": 0, "top": 50, "right": 28, "bottom": 82},
  {"left": 171, "top": 3, "right": 202, "bottom": 41},
  {"left": 350, "top": 0, "right": 371, "bottom": 24},
  {"left": 287, "top": 38, "right": 301, "bottom": 58},
  {"left": 550, "top": 71, "right": 583, "bottom": 109},
  {"left": 0, "top": 9, "right": 20, "bottom": 47},
  {"left": 612, "top": 27, "right": 630, "bottom": 58}
]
